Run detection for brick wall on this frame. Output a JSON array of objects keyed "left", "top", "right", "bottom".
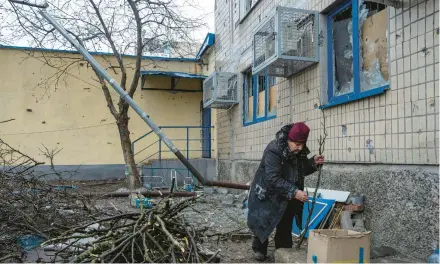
[{"left": 214, "top": 0, "right": 439, "bottom": 165}]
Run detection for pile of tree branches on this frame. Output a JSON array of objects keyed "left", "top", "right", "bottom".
[
  {"left": 41, "top": 197, "right": 219, "bottom": 263},
  {"left": 0, "top": 139, "right": 94, "bottom": 261},
  {"left": 0, "top": 139, "right": 219, "bottom": 263}
]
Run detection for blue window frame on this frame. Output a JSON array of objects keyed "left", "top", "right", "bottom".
[
  {"left": 323, "top": 0, "right": 389, "bottom": 109},
  {"left": 243, "top": 70, "right": 276, "bottom": 126}
]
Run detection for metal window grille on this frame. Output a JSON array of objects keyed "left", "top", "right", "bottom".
[
  {"left": 203, "top": 72, "right": 239, "bottom": 108},
  {"left": 252, "top": 6, "right": 319, "bottom": 77}
]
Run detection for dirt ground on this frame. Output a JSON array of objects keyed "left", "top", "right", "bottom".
[
  {"left": 22, "top": 180, "right": 422, "bottom": 263},
  {"left": 31, "top": 179, "right": 272, "bottom": 263}
]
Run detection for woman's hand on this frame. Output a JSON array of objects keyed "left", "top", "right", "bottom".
[
  {"left": 314, "top": 155, "right": 324, "bottom": 165},
  {"left": 294, "top": 190, "right": 309, "bottom": 203}
]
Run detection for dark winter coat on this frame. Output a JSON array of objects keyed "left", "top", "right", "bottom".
[{"left": 247, "top": 124, "right": 317, "bottom": 243}]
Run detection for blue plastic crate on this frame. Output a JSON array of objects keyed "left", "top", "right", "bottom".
[{"left": 135, "top": 197, "right": 153, "bottom": 208}]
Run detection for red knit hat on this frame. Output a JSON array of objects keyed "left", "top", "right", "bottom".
[{"left": 288, "top": 122, "right": 310, "bottom": 143}]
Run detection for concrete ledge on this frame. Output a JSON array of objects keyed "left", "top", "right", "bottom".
[
  {"left": 217, "top": 160, "right": 439, "bottom": 260},
  {"left": 32, "top": 164, "right": 126, "bottom": 180}
]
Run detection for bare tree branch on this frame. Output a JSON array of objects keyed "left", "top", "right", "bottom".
[
  {"left": 125, "top": 0, "right": 143, "bottom": 100},
  {"left": 88, "top": 0, "right": 127, "bottom": 90},
  {"left": 8, "top": 0, "right": 48, "bottom": 8},
  {"left": 0, "top": 0, "right": 208, "bottom": 189}
]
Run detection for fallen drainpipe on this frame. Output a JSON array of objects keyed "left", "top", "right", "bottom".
[
  {"left": 205, "top": 180, "right": 250, "bottom": 190},
  {"left": 82, "top": 190, "right": 197, "bottom": 198},
  {"left": 33, "top": 7, "right": 250, "bottom": 190}
]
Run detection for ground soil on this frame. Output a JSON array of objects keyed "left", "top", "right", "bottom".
[
  {"left": 20, "top": 180, "right": 423, "bottom": 263},
  {"left": 23, "top": 179, "right": 268, "bottom": 263}
]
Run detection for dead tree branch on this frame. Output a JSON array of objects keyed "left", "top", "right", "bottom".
[{"left": 296, "top": 97, "right": 328, "bottom": 249}]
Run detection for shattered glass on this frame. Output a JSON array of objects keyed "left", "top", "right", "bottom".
[
  {"left": 331, "top": 1, "right": 389, "bottom": 97},
  {"left": 331, "top": 5, "right": 354, "bottom": 96}
]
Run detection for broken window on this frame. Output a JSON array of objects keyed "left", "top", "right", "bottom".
[
  {"left": 244, "top": 72, "right": 254, "bottom": 122},
  {"left": 359, "top": 2, "right": 389, "bottom": 91},
  {"left": 243, "top": 70, "right": 276, "bottom": 125},
  {"left": 239, "top": 0, "right": 260, "bottom": 22},
  {"left": 331, "top": 4, "right": 354, "bottom": 96},
  {"left": 268, "top": 77, "right": 277, "bottom": 116},
  {"left": 257, "top": 76, "right": 265, "bottom": 117},
  {"left": 326, "top": 0, "right": 389, "bottom": 106}
]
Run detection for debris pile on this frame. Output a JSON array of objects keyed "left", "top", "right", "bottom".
[
  {"left": 0, "top": 139, "right": 93, "bottom": 262},
  {"left": 41, "top": 197, "right": 219, "bottom": 263},
  {"left": 0, "top": 139, "right": 220, "bottom": 263}
]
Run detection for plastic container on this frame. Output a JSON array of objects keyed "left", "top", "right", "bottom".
[
  {"left": 428, "top": 249, "right": 439, "bottom": 263},
  {"left": 18, "top": 234, "right": 45, "bottom": 251},
  {"left": 135, "top": 197, "right": 153, "bottom": 208},
  {"left": 184, "top": 184, "right": 193, "bottom": 192}
]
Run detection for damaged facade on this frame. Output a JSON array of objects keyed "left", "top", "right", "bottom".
[{"left": 208, "top": 0, "right": 439, "bottom": 259}]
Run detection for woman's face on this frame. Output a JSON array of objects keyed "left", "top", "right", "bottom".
[{"left": 287, "top": 140, "right": 304, "bottom": 154}]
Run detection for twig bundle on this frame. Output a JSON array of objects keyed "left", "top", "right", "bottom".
[{"left": 42, "top": 197, "right": 217, "bottom": 263}]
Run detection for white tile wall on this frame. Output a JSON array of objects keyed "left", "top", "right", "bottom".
[{"left": 214, "top": 0, "right": 439, "bottom": 165}]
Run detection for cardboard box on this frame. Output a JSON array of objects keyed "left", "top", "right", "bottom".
[{"left": 307, "top": 229, "right": 371, "bottom": 263}]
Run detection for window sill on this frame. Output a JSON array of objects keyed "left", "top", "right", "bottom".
[
  {"left": 239, "top": 0, "right": 262, "bottom": 24},
  {"left": 243, "top": 114, "right": 276, "bottom": 126},
  {"left": 320, "top": 85, "right": 389, "bottom": 109}
]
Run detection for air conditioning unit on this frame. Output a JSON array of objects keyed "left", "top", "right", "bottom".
[
  {"left": 252, "top": 6, "right": 319, "bottom": 77},
  {"left": 203, "top": 72, "right": 239, "bottom": 108}
]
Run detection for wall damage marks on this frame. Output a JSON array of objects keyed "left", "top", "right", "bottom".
[{"left": 359, "top": 3, "right": 389, "bottom": 91}]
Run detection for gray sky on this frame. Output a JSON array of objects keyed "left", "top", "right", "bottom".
[
  {"left": 189, "top": 0, "right": 215, "bottom": 41},
  {"left": 0, "top": 0, "right": 215, "bottom": 48}
]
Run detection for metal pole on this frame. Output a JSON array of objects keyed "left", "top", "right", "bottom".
[
  {"left": 38, "top": 10, "right": 207, "bottom": 186},
  {"left": 30, "top": 9, "right": 250, "bottom": 190},
  {"left": 186, "top": 127, "right": 189, "bottom": 160}
]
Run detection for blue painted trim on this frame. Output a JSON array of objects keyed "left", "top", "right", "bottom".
[
  {"left": 328, "top": 0, "right": 352, "bottom": 17},
  {"left": 132, "top": 130, "right": 154, "bottom": 152},
  {"left": 264, "top": 72, "right": 268, "bottom": 119},
  {"left": 0, "top": 45, "right": 200, "bottom": 62},
  {"left": 133, "top": 125, "right": 215, "bottom": 163},
  {"left": 243, "top": 114, "right": 276, "bottom": 127},
  {"left": 312, "top": 255, "right": 318, "bottom": 264},
  {"left": 242, "top": 71, "right": 277, "bottom": 127},
  {"left": 320, "top": 85, "right": 389, "bottom": 109},
  {"left": 141, "top": 70, "right": 207, "bottom": 79},
  {"left": 160, "top": 150, "right": 208, "bottom": 153},
  {"left": 352, "top": 0, "right": 360, "bottom": 94},
  {"left": 327, "top": 0, "right": 352, "bottom": 103},
  {"left": 243, "top": 73, "right": 248, "bottom": 126},
  {"left": 196, "top": 33, "right": 215, "bottom": 58},
  {"left": 186, "top": 127, "right": 189, "bottom": 159},
  {"left": 359, "top": 247, "right": 364, "bottom": 263},
  {"left": 326, "top": 0, "right": 389, "bottom": 108},
  {"left": 327, "top": 15, "right": 334, "bottom": 103}
]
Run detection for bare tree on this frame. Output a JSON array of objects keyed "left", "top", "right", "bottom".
[{"left": 0, "top": 0, "right": 207, "bottom": 189}]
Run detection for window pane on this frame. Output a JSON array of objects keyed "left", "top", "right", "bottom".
[
  {"left": 256, "top": 76, "right": 265, "bottom": 118},
  {"left": 244, "top": 73, "right": 253, "bottom": 122},
  {"left": 268, "top": 77, "right": 277, "bottom": 116},
  {"left": 332, "top": 5, "right": 354, "bottom": 96},
  {"left": 359, "top": 2, "right": 389, "bottom": 92}
]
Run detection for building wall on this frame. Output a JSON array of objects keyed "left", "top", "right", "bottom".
[
  {"left": 213, "top": 0, "right": 439, "bottom": 258},
  {"left": 0, "top": 47, "right": 208, "bottom": 173},
  {"left": 202, "top": 47, "right": 219, "bottom": 160}
]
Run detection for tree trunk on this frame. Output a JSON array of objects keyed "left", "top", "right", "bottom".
[{"left": 117, "top": 115, "right": 141, "bottom": 190}]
